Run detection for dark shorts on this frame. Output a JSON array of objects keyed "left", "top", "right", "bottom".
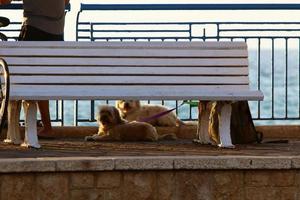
[{"left": 18, "top": 25, "right": 63, "bottom": 41}]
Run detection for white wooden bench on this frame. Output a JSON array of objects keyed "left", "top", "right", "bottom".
[{"left": 0, "top": 41, "right": 263, "bottom": 148}]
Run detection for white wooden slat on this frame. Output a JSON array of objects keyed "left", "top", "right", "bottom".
[
  {"left": 10, "top": 76, "right": 249, "bottom": 85},
  {"left": 0, "top": 41, "right": 247, "bottom": 49},
  {"left": 10, "top": 85, "right": 250, "bottom": 92},
  {"left": 9, "top": 85, "right": 263, "bottom": 101},
  {"left": 9, "top": 66, "right": 249, "bottom": 75},
  {"left": 4, "top": 57, "right": 248, "bottom": 66},
  {"left": 1, "top": 41, "right": 263, "bottom": 102},
  {"left": 0, "top": 48, "right": 248, "bottom": 58}
]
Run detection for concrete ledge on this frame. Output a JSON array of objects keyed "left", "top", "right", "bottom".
[
  {"left": 114, "top": 156, "right": 174, "bottom": 170},
  {"left": 174, "top": 156, "right": 292, "bottom": 170},
  {"left": 0, "top": 155, "right": 299, "bottom": 173}
]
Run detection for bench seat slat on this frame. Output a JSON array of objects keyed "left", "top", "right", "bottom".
[
  {"left": 8, "top": 66, "right": 248, "bottom": 75},
  {"left": 10, "top": 85, "right": 263, "bottom": 101},
  {"left": 3, "top": 57, "right": 248, "bottom": 67},
  {"left": 0, "top": 41, "right": 247, "bottom": 49},
  {"left": 10, "top": 76, "right": 249, "bottom": 85},
  {"left": 0, "top": 49, "right": 248, "bottom": 58}
]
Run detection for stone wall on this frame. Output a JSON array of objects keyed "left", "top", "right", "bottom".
[{"left": 0, "top": 169, "right": 299, "bottom": 200}]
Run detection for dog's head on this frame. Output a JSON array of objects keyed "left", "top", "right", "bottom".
[
  {"left": 115, "top": 100, "right": 141, "bottom": 117},
  {"left": 96, "top": 105, "right": 124, "bottom": 129}
]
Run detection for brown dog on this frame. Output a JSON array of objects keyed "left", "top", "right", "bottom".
[
  {"left": 116, "top": 100, "right": 183, "bottom": 127},
  {"left": 85, "top": 105, "right": 159, "bottom": 141}
]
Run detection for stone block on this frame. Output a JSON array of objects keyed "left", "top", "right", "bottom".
[
  {"left": 104, "top": 188, "right": 122, "bottom": 200},
  {"left": 96, "top": 171, "right": 121, "bottom": 188},
  {"left": 0, "top": 179, "right": 1, "bottom": 200},
  {"left": 70, "top": 189, "right": 104, "bottom": 200},
  {"left": 1, "top": 174, "right": 35, "bottom": 200},
  {"left": 36, "top": 173, "right": 69, "bottom": 200},
  {"left": 71, "top": 172, "right": 95, "bottom": 189},
  {"left": 157, "top": 171, "right": 176, "bottom": 200},
  {"left": 269, "top": 171, "right": 295, "bottom": 187},
  {"left": 115, "top": 156, "right": 173, "bottom": 170},
  {"left": 245, "top": 171, "right": 272, "bottom": 187},
  {"left": 212, "top": 171, "right": 244, "bottom": 200},
  {"left": 245, "top": 187, "right": 280, "bottom": 200},
  {"left": 279, "top": 187, "right": 298, "bottom": 200},
  {"left": 122, "top": 171, "right": 157, "bottom": 200},
  {"left": 245, "top": 170, "right": 295, "bottom": 187},
  {"left": 175, "top": 171, "right": 213, "bottom": 200},
  {"left": 70, "top": 188, "right": 121, "bottom": 200},
  {"left": 295, "top": 171, "right": 300, "bottom": 186}
]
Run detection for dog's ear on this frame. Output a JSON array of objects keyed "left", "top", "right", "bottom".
[
  {"left": 96, "top": 105, "right": 104, "bottom": 122},
  {"left": 113, "top": 106, "right": 123, "bottom": 124},
  {"left": 115, "top": 100, "right": 120, "bottom": 109}
]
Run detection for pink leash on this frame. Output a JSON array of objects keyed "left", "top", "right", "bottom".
[{"left": 138, "top": 102, "right": 185, "bottom": 123}]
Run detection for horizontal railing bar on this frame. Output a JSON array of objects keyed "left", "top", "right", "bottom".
[
  {"left": 90, "top": 30, "right": 189, "bottom": 33},
  {"left": 220, "top": 29, "right": 300, "bottom": 31},
  {"left": 79, "top": 22, "right": 300, "bottom": 25},
  {"left": 91, "top": 37, "right": 202, "bottom": 39},
  {"left": 0, "top": 3, "right": 71, "bottom": 11},
  {"left": 253, "top": 118, "right": 300, "bottom": 120},
  {"left": 80, "top": 3, "right": 300, "bottom": 11},
  {"left": 6, "top": 22, "right": 22, "bottom": 25},
  {"left": 89, "top": 36, "right": 300, "bottom": 39},
  {"left": 0, "top": 3, "right": 23, "bottom": 9},
  {"left": 73, "top": 118, "right": 300, "bottom": 123},
  {"left": 0, "top": 29, "right": 21, "bottom": 32}
]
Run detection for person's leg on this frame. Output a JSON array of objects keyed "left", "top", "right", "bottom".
[
  {"left": 37, "top": 100, "right": 53, "bottom": 136},
  {"left": 19, "top": 26, "right": 63, "bottom": 137}
]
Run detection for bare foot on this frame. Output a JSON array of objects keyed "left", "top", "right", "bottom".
[{"left": 38, "top": 127, "right": 55, "bottom": 139}]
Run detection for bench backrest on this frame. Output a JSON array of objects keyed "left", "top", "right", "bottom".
[{"left": 0, "top": 41, "right": 263, "bottom": 101}]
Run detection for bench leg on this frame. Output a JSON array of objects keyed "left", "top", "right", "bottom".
[
  {"left": 194, "top": 101, "right": 211, "bottom": 144},
  {"left": 21, "top": 100, "right": 40, "bottom": 149},
  {"left": 218, "top": 103, "right": 235, "bottom": 148},
  {"left": 4, "top": 100, "right": 22, "bottom": 145}
]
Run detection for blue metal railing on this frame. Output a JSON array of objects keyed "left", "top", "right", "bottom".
[
  {"left": 75, "top": 3, "right": 300, "bottom": 125},
  {"left": 78, "top": 3, "right": 300, "bottom": 11},
  {"left": 0, "top": 3, "right": 71, "bottom": 10}
]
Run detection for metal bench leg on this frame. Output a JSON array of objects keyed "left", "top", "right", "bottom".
[
  {"left": 21, "top": 100, "right": 40, "bottom": 148},
  {"left": 194, "top": 101, "right": 211, "bottom": 144},
  {"left": 4, "top": 100, "right": 21, "bottom": 145},
  {"left": 218, "top": 103, "right": 235, "bottom": 148}
]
